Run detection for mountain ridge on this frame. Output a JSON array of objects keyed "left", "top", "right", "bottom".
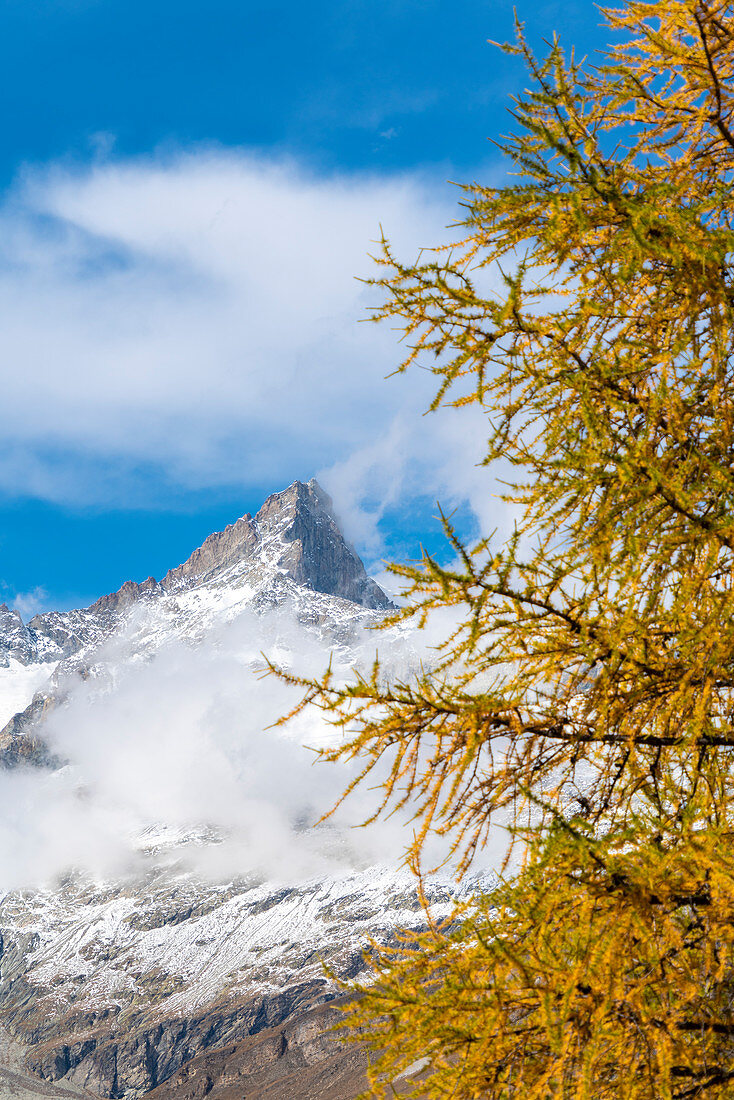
[
  {"left": 0, "top": 479, "right": 459, "bottom": 1100},
  {"left": 0, "top": 479, "right": 390, "bottom": 672}
]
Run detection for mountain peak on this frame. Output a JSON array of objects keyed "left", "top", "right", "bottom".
[
  {"left": 253, "top": 479, "right": 390, "bottom": 609},
  {"left": 161, "top": 479, "right": 391, "bottom": 609},
  {"left": 1, "top": 480, "right": 391, "bottom": 670}
]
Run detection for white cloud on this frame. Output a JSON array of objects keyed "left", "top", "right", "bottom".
[
  {"left": 0, "top": 601, "right": 508, "bottom": 890},
  {"left": 10, "top": 586, "right": 48, "bottom": 618},
  {"left": 0, "top": 149, "right": 511, "bottom": 556}
]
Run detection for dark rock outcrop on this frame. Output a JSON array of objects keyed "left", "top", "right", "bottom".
[
  {"left": 145, "top": 998, "right": 429, "bottom": 1100},
  {"left": 21, "top": 982, "right": 332, "bottom": 1097},
  {"left": 253, "top": 480, "right": 390, "bottom": 610},
  {"left": 0, "top": 693, "right": 62, "bottom": 769},
  {"left": 144, "top": 1000, "right": 367, "bottom": 1100}
]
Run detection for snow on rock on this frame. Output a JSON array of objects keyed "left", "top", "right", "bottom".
[
  {"left": 0, "top": 660, "right": 56, "bottom": 729},
  {"left": 0, "top": 480, "right": 488, "bottom": 1099}
]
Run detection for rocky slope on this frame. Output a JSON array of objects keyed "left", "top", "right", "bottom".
[
  {"left": 143, "top": 1000, "right": 371, "bottom": 1100},
  {"left": 0, "top": 480, "right": 483, "bottom": 1098},
  {"left": 0, "top": 864, "right": 473, "bottom": 1097},
  {"left": 144, "top": 998, "right": 429, "bottom": 1100}
]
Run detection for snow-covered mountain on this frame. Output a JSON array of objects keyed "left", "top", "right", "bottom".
[
  {"left": 0, "top": 479, "right": 389, "bottom": 765},
  {"left": 0, "top": 480, "right": 487, "bottom": 1099}
]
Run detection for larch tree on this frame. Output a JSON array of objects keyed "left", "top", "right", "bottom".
[{"left": 279, "top": 1, "right": 734, "bottom": 1095}]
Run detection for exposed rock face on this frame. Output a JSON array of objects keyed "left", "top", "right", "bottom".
[
  {"left": 248, "top": 480, "right": 389, "bottom": 610},
  {"left": 160, "top": 516, "right": 260, "bottom": 592},
  {"left": 0, "top": 693, "right": 61, "bottom": 769},
  {"left": 19, "top": 607, "right": 117, "bottom": 667},
  {"left": 144, "top": 1000, "right": 370, "bottom": 1100},
  {"left": 0, "top": 605, "right": 36, "bottom": 667},
  {"left": 89, "top": 578, "right": 162, "bottom": 617},
  {"left": 23, "top": 981, "right": 328, "bottom": 1097},
  {"left": 161, "top": 479, "right": 390, "bottom": 610},
  {"left": 144, "top": 999, "right": 428, "bottom": 1100}
]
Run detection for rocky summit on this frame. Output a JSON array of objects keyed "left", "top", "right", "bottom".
[
  {"left": 159, "top": 479, "right": 389, "bottom": 609},
  {"left": 0, "top": 479, "right": 391, "bottom": 769},
  {"left": 0, "top": 479, "right": 391, "bottom": 674},
  {"left": 0, "top": 481, "right": 476, "bottom": 1099}
]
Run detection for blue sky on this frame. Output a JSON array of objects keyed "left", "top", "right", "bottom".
[{"left": 0, "top": 0, "right": 605, "bottom": 612}]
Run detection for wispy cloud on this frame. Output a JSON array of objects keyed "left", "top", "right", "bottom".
[
  {"left": 9, "top": 586, "right": 48, "bottom": 618},
  {"left": 0, "top": 149, "right": 511, "bottom": 557}
]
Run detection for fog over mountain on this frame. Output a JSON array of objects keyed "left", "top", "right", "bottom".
[
  {"left": 0, "top": 479, "right": 495, "bottom": 1099},
  {"left": 0, "top": 479, "right": 409, "bottom": 887}
]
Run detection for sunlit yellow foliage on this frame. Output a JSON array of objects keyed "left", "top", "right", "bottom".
[{"left": 278, "top": 0, "right": 734, "bottom": 1094}]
